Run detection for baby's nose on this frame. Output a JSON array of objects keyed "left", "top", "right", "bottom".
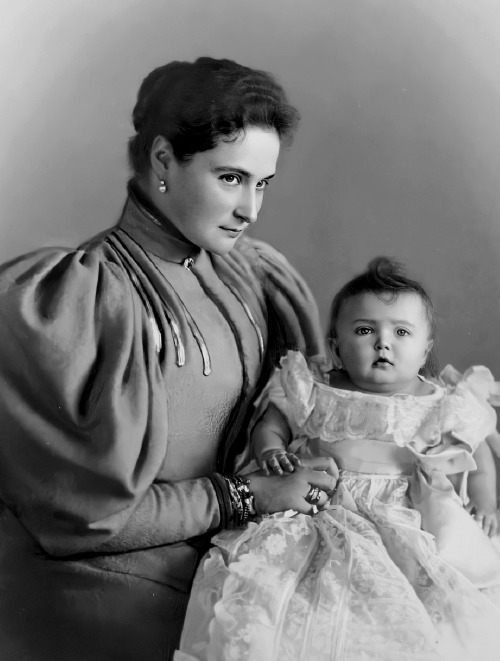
[{"left": 374, "top": 335, "right": 390, "bottom": 350}]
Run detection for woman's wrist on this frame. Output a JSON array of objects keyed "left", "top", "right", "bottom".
[
  {"left": 209, "top": 473, "right": 233, "bottom": 529},
  {"left": 223, "top": 475, "right": 258, "bottom": 527}
]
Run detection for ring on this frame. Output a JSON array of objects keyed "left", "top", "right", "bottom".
[
  {"left": 311, "top": 504, "right": 319, "bottom": 516},
  {"left": 305, "top": 486, "right": 321, "bottom": 505}
]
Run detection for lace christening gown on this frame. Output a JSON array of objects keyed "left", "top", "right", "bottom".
[{"left": 177, "top": 351, "right": 500, "bottom": 661}]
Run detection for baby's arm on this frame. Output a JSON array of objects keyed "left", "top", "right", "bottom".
[
  {"left": 466, "top": 441, "right": 498, "bottom": 537},
  {"left": 486, "top": 430, "right": 500, "bottom": 457},
  {"left": 251, "top": 404, "right": 301, "bottom": 476}
]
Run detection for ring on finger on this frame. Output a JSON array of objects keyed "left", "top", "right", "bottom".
[
  {"left": 310, "top": 487, "right": 321, "bottom": 504},
  {"left": 305, "top": 486, "right": 321, "bottom": 505},
  {"left": 310, "top": 504, "right": 319, "bottom": 516}
]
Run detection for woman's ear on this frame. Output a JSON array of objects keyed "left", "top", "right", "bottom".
[{"left": 150, "top": 135, "right": 175, "bottom": 180}]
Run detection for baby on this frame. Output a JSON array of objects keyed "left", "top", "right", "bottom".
[
  {"left": 254, "top": 258, "right": 498, "bottom": 536},
  {"left": 178, "top": 257, "right": 500, "bottom": 661}
]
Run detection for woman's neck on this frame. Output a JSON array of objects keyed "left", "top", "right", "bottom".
[
  {"left": 129, "top": 178, "right": 194, "bottom": 247},
  {"left": 122, "top": 179, "right": 201, "bottom": 265}
]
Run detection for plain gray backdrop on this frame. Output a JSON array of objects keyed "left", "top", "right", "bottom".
[{"left": 2, "top": 0, "right": 500, "bottom": 374}]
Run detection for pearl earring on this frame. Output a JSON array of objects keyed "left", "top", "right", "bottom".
[{"left": 158, "top": 180, "right": 167, "bottom": 194}]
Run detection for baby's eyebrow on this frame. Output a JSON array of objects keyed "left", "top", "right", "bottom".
[
  {"left": 391, "top": 319, "right": 416, "bottom": 328},
  {"left": 352, "top": 318, "right": 416, "bottom": 328}
]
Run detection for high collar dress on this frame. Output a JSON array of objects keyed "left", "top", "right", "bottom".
[{"left": 0, "top": 189, "right": 323, "bottom": 661}]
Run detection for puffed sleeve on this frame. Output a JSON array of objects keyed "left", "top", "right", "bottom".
[
  {"left": 248, "top": 238, "right": 325, "bottom": 361},
  {"left": 0, "top": 248, "right": 227, "bottom": 557}
]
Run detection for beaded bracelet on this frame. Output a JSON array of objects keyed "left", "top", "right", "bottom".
[{"left": 223, "top": 475, "right": 257, "bottom": 527}]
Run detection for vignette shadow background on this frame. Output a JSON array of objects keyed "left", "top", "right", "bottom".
[{"left": 2, "top": 0, "right": 500, "bottom": 375}]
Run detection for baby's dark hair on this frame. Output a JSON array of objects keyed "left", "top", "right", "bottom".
[
  {"left": 328, "top": 257, "right": 438, "bottom": 377},
  {"left": 128, "top": 56, "right": 300, "bottom": 175}
]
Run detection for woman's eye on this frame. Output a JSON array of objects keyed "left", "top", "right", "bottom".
[
  {"left": 396, "top": 328, "right": 410, "bottom": 337},
  {"left": 355, "top": 327, "right": 372, "bottom": 335},
  {"left": 220, "top": 174, "right": 240, "bottom": 185}
]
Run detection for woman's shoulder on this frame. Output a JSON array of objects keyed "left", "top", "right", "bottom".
[
  {"left": 0, "top": 230, "right": 131, "bottom": 298},
  {"left": 230, "top": 236, "right": 311, "bottom": 291},
  {"left": 231, "top": 235, "right": 287, "bottom": 265},
  {"left": 229, "top": 237, "right": 325, "bottom": 359},
  {"left": 0, "top": 232, "right": 139, "bottom": 351}
]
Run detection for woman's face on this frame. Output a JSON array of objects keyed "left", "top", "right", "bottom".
[{"left": 156, "top": 127, "right": 281, "bottom": 256}]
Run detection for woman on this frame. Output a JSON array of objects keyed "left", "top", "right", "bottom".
[{"left": 0, "top": 57, "right": 336, "bottom": 661}]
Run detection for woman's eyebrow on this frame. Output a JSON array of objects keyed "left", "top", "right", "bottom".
[{"left": 211, "top": 166, "right": 276, "bottom": 180}]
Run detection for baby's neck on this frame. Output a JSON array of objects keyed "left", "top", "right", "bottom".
[{"left": 329, "top": 370, "right": 435, "bottom": 397}]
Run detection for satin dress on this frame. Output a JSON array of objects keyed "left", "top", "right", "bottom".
[{"left": 0, "top": 189, "right": 323, "bottom": 661}]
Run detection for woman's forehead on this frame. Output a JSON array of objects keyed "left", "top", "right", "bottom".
[{"left": 207, "top": 127, "right": 280, "bottom": 173}]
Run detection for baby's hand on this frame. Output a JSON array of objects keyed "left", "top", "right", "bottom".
[
  {"left": 466, "top": 502, "right": 498, "bottom": 538},
  {"left": 258, "top": 449, "right": 302, "bottom": 476}
]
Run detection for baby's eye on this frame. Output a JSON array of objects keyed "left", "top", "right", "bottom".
[
  {"left": 396, "top": 328, "right": 410, "bottom": 337},
  {"left": 220, "top": 174, "right": 241, "bottom": 185},
  {"left": 355, "top": 327, "right": 373, "bottom": 335}
]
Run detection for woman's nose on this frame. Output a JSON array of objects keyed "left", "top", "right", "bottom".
[{"left": 235, "top": 188, "right": 259, "bottom": 224}]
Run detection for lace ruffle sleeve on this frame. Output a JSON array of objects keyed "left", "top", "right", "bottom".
[
  {"left": 439, "top": 364, "right": 499, "bottom": 453},
  {"left": 251, "top": 350, "right": 324, "bottom": 438}
]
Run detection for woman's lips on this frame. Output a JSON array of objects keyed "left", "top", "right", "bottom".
[{"left": 220, "top": 227, "right": 243, "bottom": 237}]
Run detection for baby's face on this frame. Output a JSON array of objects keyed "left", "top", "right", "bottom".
[{"left": 333, "top": 292, "right": 433, "bottom": 395}]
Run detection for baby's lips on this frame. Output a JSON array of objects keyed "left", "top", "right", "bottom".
[{"left": 373, "top": 357, "right": 393, "bottom": 366}]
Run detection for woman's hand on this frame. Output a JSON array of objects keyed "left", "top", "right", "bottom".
[{"left": 245, "top": 456, "right": 339, "bottom": 516}]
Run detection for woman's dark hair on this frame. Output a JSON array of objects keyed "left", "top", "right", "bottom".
[
  {"left": 328, "top": 256, "right": 439, "bottom": 377},
  {"left": 128, "top": 57, "right": 300, "bottom": 175}
]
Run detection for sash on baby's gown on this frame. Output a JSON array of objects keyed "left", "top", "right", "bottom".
[
  {"left": 409, "top": 364, "right": 500, "bottom": 589},
  {"left": 321, "top": 435, "right": 500, "bottom": 590},
  {"left": 408, "top": 458, "right": 500, "bottom": 589}
]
